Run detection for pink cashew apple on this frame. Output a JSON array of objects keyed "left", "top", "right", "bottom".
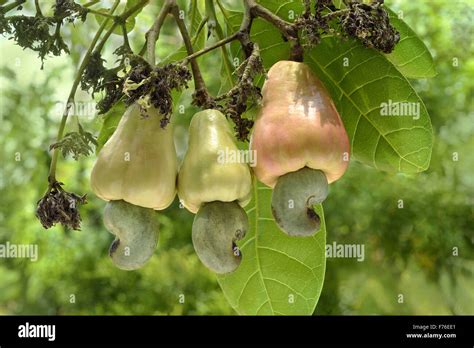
[{"left": 249, "top": 60, "right": 350, "bottom": 236}]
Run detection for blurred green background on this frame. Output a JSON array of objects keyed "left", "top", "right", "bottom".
[{"left": 0, "top": 0, "right": 472, "bottom": 315}]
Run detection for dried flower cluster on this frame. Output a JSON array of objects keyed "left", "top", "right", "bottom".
[
  {"left": 0, "top": 0, "right": 88, "bottom": 67},
  {"left": 295, "top": 0, "right": 335, "bottom": 48},
  {"left": 36, "top": 181, "right": 87, "bottom": 231},
  {"left": 123, "top": 59, "right": 192, "bottom": 127},
  {"left": 215, "top": 43, "right": 264, "bottom": 141},
  {"left": 341, "top": 0, "right": 400, "bottom": 53}
]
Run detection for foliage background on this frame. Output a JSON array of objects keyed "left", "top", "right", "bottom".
[{"left": 0, "top": 0, "right": 472, "bottom": 315}]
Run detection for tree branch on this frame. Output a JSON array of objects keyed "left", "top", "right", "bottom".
[
  {"left": 243, "top": 0, "right": 302, "bottom": 61},
  {"left": 246, "top": 0, "right": 297, "bottom": 41}
]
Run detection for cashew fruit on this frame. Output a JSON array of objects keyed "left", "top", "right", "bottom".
[
  {"left": 249, "top": 61, "right": 350, "bottom": 236},
  {"left": 178, "top": 109, "right": 252, "bottom": 274},
  {"left": 192, "top": 201, "right": 248, "bottom": 274},
  {"left": 90, "top": 103, "right": 178, "bottom": 210},
  {"left": 177, "top": 109, "right": 252, "bottom": 214},
  {"left": 103, "top": 200, "right": 159, "bottom": 270}
]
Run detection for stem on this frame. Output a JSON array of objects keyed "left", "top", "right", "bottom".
[
  {"left": 87, "top": 8, "right": 116, "bottom": 19},
  {"left": 215, "top": 43, "right": 260, "bottom": 101},
  {"left": 145, "top": 0, "right": 173, "bottom": 65},
  {"left": 182, "top": 32, "right": 239, "bottom": 64},
  {"left": 238, "top": 0, "right": 253, "bottom": 56},
  {"left": 192, "top": 16, "right": 208, "bottom": 44},
  {"left": 206, "top": 0, "right": 234, "bottom": 86},
  {"left": 47, "top": 0, "right": 149, "bottom": 185},
  {"left": 322, "top": 9, "right": 350, "bottom": 19},
  {"left": 170, "top": 3, "right": 207, "bottom": 94},
  {"left": 121, "top": 23, "right": 131, "bottom": 51},
  {"left": 243, "top": 0, "right": 302, "bottom": 61},
  {"left": 245, "top": 0, "right": 297, "bottom": 41},
  {"left": 0, "top": 0, "right": 24, "bottom": 13},
  {"left": 34, "top": 0, "right": 42, "bottom": 16},
  {"left": 83, "top": 0, "right": 100, "bottom": 7}
]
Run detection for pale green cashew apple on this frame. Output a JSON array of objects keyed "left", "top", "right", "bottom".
[
  {"left": 249, "top": 60, "right": 350, "bottom": 237},
  {"left": 104, "top": 200, "right": 159, "bottom": 271},
  {"left": 90, "top": 103, "right": 178, "bottom": 210},
  {"left": 178, "top": 109, "right": 252, "bottom": 274}
]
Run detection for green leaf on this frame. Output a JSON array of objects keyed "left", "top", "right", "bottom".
[
  {"left": 226, "top": 2, "right": 433, "bottom": 174},
  {"left": 217, "top": 182, "right": 326, "bottom": 315},
  {"left": 385, "top": 8, "right": 437, "bottom": 78},
  {"left": 95, "top": 102, "right": 126, "bottom": 154},
  {"left": 307, "top": 38, "right": 433, "bottom": 173}
]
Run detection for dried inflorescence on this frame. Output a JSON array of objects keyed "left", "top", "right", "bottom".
[
  {"left": 124, "top": 58, "right": 192, "bottom": 127},
  {"left": 53, "top": 0, "right": 88, "bottom": 23},
  {"left": 341, "top": 0, "right": 400, "bottom": 53},
  {"left": 295, "top": 0, "right": 335, "bottom": 48},
  {"left": 215, "top": 43, "right": 264, "bottom": 141},
  {"left": 36, "top": 181, "right": 87, "bottom": 230},
  {"left": 0, "top": 1, "right": 89, "bottom": 67},
  {"left": 80, "top": 50, "right": 127, "bottom": 115}
]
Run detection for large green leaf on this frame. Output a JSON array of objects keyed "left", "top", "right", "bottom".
[
  {"left": 217, "top": 182, "right": 326, "bottom": 315},
  {"left": 385, "top": 8, "right": 437, "bottom": 78},
  {"left": 307, "top": 39, "right": 433, "bottom": 173},
  {"left": 226, "top": 0, "right": 433, "bottom": 173}
]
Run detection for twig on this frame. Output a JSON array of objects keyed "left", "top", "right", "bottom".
[
  {"left": 83, "top": 0, "right": 100, "bottom": 7},
  {"left": 243, "top": 0, "right": 302, "bottom": 61},
  {"left": 192, "top": 16, "right": 208, "bottom": 44},
  {"left": 145, "top": 0, "right": 173, "bottom": 65},
  {"left": 238, "top": 0, "right": 253, "bottom": 56},
  {"left": 170, "top": 2, "right": 210, "bottom": 104},
  {"left": 245, "top": 0, "right": 297, "bottom": 41},
  {"left": 87, "top": 8, "right": 116, "bottom": 19},
  {"left": 34, "top": 0, "right": 42, "bottom": 16},
  {"left": 215, "top": 43, "right": 260, "bottom": 101},
  {"left": 322, "top": 9, "right": 350, "bottom": 19},
  {"left": 121, "top": 23, "right": 131, "bottom": 51},
  {"left": 205, "top": 0, "right": 234, "bottom": 87},
  {"left": 0, "top": 0, "right": 25, "bottom": 14},
  {"left": 181, "top": 31, "right": 240, "bottom": 64}
]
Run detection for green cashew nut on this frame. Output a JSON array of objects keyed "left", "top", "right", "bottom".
[
  {"left": 192, "top": 201, "right": 248, "bottom": 274},
  {"left": 271, "top": 167, "right": 328, "bottom": 237},
  {"left": 103, "top": 200, "right": 159, "bottom": 270}
]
